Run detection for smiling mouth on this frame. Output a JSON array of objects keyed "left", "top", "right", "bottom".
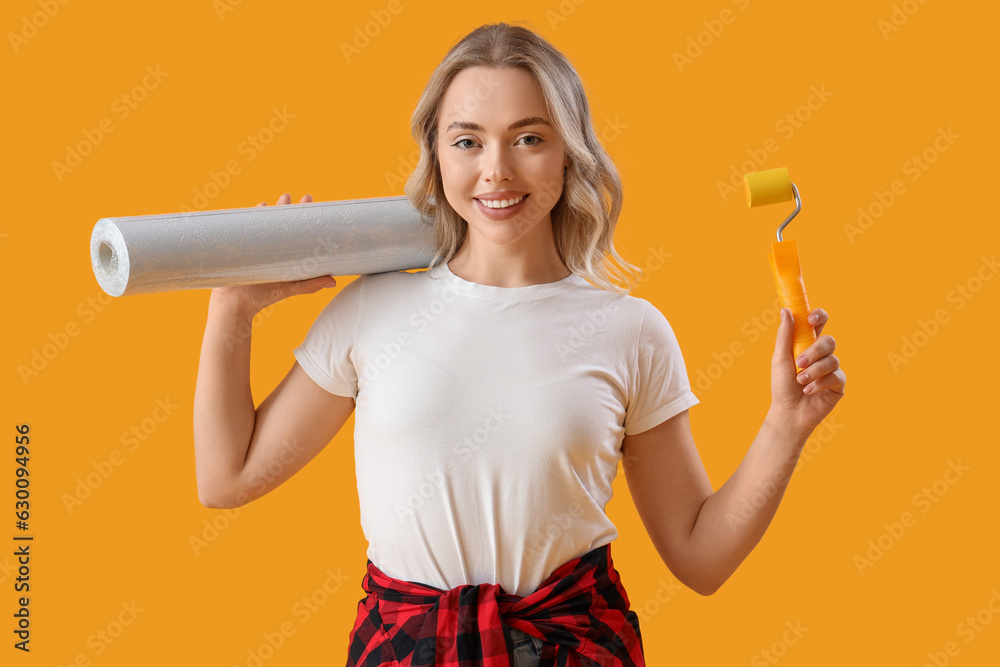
[{"left": 474, "top": 193, "right": 529, "bottom": 209}]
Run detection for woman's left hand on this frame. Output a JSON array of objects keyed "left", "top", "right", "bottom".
[{"left": 768, "top": 307, "right": 846, "bottom": 437}]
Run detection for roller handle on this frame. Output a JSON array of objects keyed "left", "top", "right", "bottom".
[{"left": 768, "top": 239, "right": 817, "bottom": 373}]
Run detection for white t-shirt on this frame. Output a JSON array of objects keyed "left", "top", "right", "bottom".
[{"left": 293, "top": 260, "right": 699, "bottom": 597}]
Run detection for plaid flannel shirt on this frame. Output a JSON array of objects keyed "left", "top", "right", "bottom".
[{"left": 346, "top": 542, "right": 645, "bottom": 666}]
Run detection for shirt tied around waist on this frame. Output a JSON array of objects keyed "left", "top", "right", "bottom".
[{"left": 346, "top": 542, "right": 646, "bottom": 666}]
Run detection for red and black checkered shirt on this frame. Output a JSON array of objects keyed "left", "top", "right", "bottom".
[{"left": 345, "top": 542, "right": 645, "bottom": 666}]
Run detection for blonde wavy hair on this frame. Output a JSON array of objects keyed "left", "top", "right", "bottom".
[{"left": 403, "top": 21, "right": 642, "bottom": 294}]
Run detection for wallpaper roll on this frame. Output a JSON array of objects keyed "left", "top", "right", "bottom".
[{"left": 90, "top": 195, "right": 438, "bottom": 297}]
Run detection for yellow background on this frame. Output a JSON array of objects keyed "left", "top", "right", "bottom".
[{"left": 4, "top": 0, "right": 998, "bottom": 664}]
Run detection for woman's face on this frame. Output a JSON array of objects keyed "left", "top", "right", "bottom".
[{"left": 436, "top": 66, "right": 569, "bottom": 249}]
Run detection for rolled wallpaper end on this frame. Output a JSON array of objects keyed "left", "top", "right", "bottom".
[{"left": 89, "top": 196, "right": 439, "bottom": 297}]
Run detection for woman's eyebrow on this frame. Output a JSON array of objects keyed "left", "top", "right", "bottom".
[{"left": 445, "top": 117, "right": 552, "bottom": 133}]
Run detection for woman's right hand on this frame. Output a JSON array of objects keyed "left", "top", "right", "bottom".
[{"left": 209, "top": 193, "right": 338, "bottom": 317}]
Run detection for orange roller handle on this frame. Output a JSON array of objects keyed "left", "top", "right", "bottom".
[
  {"left": 745, "top": 167, "right": 817, "bottom": 374},
  {"left": 768, "top": 239, "right": 816, "bottom": 373}
]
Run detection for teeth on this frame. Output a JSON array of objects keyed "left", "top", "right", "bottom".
[{"left": 478, "top": 195, "right": 524, "bottom": 209}]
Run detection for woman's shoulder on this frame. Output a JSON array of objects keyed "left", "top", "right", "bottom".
[
  {"left": 357, "top": 268, "right": 429, "bottom": 287},
  {"left": 347, "top": 269, "right": 437, "bottom": 303},
  {"left": 567, "top": 280, "right": 653, "bottom": 314}
]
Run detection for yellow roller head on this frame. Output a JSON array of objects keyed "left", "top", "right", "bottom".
[{"left": 744, "top": 167, "right": 794, "bottom": 208}]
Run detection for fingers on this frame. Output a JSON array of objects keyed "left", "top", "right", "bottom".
[
  {"left": 796, "top": 353, "right": 840, "bottom": 387},
  {"left": 796, "top": 334, "right": 836, "bottom": 368},
  {"left": 313, "top": 275, "right": 336, "bottom": 289},
  {"left": 808, "top": 307, "right": 828, "bottom": 336},
  {"left": 256, "top": 193, "right": 310, "bottom": 207},
  {"left": 802, "top": 367, "right": 846, "bottom": 396},
  {"left": 283, "top": 275, "right": 337, "bottom": 300}
]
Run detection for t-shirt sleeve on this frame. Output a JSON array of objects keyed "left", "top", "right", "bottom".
[
  {"left": 624, "top": 299, "right": 700, "bottom": 436},
  {"left": 292, "top": 275, "right": 364, "bottom": 399}
]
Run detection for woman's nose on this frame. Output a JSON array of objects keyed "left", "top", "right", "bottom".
[{"left": 483, "top": 146, "right": 513, "bottom": 182}]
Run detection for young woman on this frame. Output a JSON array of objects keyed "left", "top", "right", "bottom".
[{"left": 193, "top": 22, "right": 846, "bottom": 667}]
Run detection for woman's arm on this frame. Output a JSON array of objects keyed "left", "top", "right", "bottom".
[
  {"left": 621, "top": 408, "right": 714, "bottom": 594},
  {"left": 192, "top": 193, "right": 354, "bottom": 509},
  {"left": 623, "top": 407, "right": 808, "bottom": 596},
  {"left": 193, "top": 331, "right": 357, "bottom": 508},
  {"left": 191, "top": 294, "right": 259, "bottom": 506},
  {"left": 622, "top": 306, "right": 845, "bottom": 595}
]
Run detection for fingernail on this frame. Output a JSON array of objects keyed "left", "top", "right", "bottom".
[
  {"left": 796, "top": 355, "right": 808, "bottom": 367},
  {"left": 809, "top": 314, "right": 818, "bottom": 324}
]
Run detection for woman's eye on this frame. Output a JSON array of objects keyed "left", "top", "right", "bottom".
[{"left": 451, "top": 136, "right": 544, "bottom": 151}]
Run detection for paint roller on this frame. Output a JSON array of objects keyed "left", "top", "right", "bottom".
[
  {"left": 89, "top": 195, "right": 437, "bottom": 297},
  {"left": 743, "top": 167, "right": 817, "bottom": 373}
]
